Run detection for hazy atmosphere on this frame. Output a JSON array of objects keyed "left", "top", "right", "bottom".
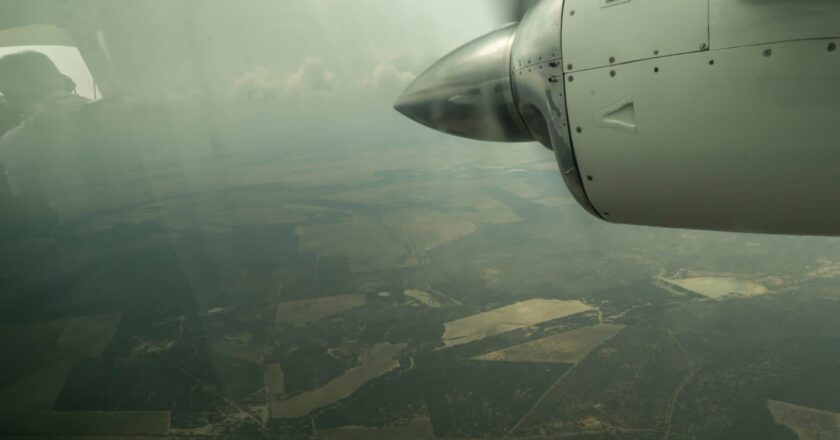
[{"left": 0, "top": 1, "right": 839, "bottom": 439}]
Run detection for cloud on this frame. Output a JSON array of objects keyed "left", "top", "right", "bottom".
[
  {"left": 363, "top": 62, "right": 416, "bottom": 90},
  {"left": 233, "top": 67, "right": 284, "bottom": 99},
  {"left": 232, "top": 57, "right": 417, "bottom": 100},
  {"left": 233, "top": 57, "right": 336, "bottom": 99},
  {"left": 284, "top": 57, "right": 335, "bottom": 94}
]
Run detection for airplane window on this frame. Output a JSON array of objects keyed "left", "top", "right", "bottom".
[
  {"left": 0, "top": 2, "right": 838, "bottom": 439},
  {"left": 0, "top": 45, "right": 100, "bottom": 101}
]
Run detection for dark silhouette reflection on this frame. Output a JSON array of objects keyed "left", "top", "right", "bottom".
[{"left": 0, "top": 51, "right": 88, "bottom": 226}]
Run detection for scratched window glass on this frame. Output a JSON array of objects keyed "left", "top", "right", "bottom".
[{"left": 0, "top": 2, "right": 838, "bottom": 439}]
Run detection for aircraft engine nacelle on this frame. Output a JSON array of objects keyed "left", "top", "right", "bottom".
[{"left": 395, "top": 0, "right": 840, "bottom": 235}]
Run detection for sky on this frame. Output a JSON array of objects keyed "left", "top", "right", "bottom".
[
  {"left": 191, "top": 1, "right": 546, "bottom": 156},
  {"left": 223, "top": 1, "right": 506, "bottom": 99},
  {"left": 0, "top": 1, "right": 551, "bottom": 164},
  {"left": 1, "top": 1, "right": 507, "bottom": 101}
]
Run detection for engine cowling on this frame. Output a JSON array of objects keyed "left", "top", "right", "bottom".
[{"left": 397, "top": 0, "right": 840, "bottom": 235}]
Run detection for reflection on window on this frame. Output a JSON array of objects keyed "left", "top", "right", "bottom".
[{"left": 0, "top": 45, "right": 99, "bottom": 101}]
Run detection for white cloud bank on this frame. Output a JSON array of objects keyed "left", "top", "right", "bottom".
[
  {"left": 285, "top": 56, "right": 336, "bottom": 94},
  {"left": 363, "top": 62, "right": 416, "bottom": 89},
  {"left": 233, "top": 56, "right": 335, "bottom": 99},
  {"left": 233, "top": 55, "right": 422, "bottom": 100}
]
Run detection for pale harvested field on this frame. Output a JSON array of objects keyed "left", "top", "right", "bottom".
[
  {"left": 533, "top": 196, "right": 576, "bottom": 209},
  {"left": 381, "top": 210, "right": 476, "bottom": 250},
  {"left": 271, "top": 343, "right": 406, "bottom": 418},
  {"left": 658, "top": 276, "right": 768, "bottom": 299},
  {"left": 472, "top": 324, "right": 624, "bottom": 364},
  {"left": 807, "top": 259, "right": 840, "bottom": 279},
  {"left": 315, "top": 417, "right": 434, "bottom": 439},
  {"left": 767, "top": 399, "right": 840, "bottom": 440},
  {"left": 265, "top": 364, "right": 285, "bottom": 395},
  {"left": 403, "top": 289, "right": 443, "bottom": 309},
  {"left": 265, "top": 363, "right": 286, "bottom": 417},
  {"left": 501, "top": 181, "right": 543, "bottom": 199},
  {"left": 275, "top": 294, "right": 366, "bottom": 326},
  {"left": 442, "top": 299, "right": 593, "bottom": 348},
  {"left": 295, "top": 218, "right": 427, "bottom": 273},
  {"left": 212, "top": 336, "right": 264, "bottom": 364}
]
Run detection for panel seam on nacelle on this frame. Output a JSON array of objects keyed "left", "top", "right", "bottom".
[
  {"left": 710, "top": 36, "right": 840, "bottom": 52},
  {"left": 558, "top": 0, "right": 603, "bottom": 220},
  {"left": 563, "top": 47, "right": 709, "bottom": 75},
  {"left": 564, "top": 36, "right": 839, "bottom": 78}
]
